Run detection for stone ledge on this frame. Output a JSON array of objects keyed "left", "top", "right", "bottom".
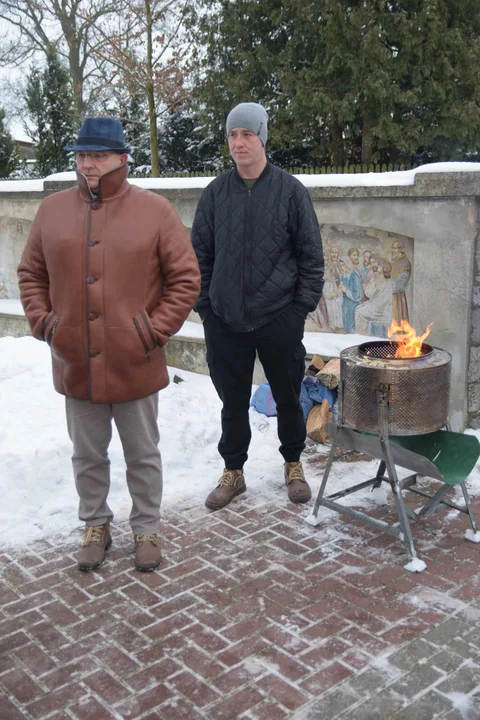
[
  {"left": 0, "top": 313, "right": 269, "bottom": 384},
  {"left": 0, "top": 313, "right": 30, "bottom": 338},
  {"left": 8, "top": 169, "right": 480, "bottom": 202}
]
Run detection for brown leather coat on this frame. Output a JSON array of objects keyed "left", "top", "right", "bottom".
[{"left": 18, "top": 165, "right": 200, "bottom": 403}]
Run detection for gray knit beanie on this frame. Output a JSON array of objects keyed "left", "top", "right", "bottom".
[{"left": 226, "top": 102, "right": 268, "bottom": 145}]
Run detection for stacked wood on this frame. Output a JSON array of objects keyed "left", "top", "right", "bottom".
[
  {"left": 306, "top": 399, "right": 333, "bottom": 444},
  {"left": 315, "top": 358, "right": 340, "bottom": 389},
  {"left": 305, "top": 353, "right": 325, "bottom": 376}
]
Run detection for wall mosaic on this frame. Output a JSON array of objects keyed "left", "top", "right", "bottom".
[
  {"left": 0, "top": 217, "right": 32, "bottom": 300},
  {"left": 305, "top": 223, "right": 413, "bottom": 337}
]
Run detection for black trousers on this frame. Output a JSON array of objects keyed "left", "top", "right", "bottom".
[{"left": 203, "top": 307, "right": 307, "bottom": 469}]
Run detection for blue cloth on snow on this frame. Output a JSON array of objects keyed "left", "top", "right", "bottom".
[
  {"left": 300, "top": 376, "right": 337, "bottom": 421},
  {"left": 250, "top": 382, "right": 277, "bottom": 417}
]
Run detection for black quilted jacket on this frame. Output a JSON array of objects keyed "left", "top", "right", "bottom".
[{"left": 191, "top": 163, "right": 324, "bottom": 332}]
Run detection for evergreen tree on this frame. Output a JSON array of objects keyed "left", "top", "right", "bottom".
[
  {"left": 120, "top": 92, "right": 151, "bottom": 168},
  {"left": 0, "top": 108, "right": 19, "bottom": 177},
  {"left": 158, "top": 108, "right": 223, "bottom": 172},
  {"left": 25, "top": 48, "right": 76, "bottom": 176},
  {"left": 192, "top": 0, "right": 480, "bottom": 166},
  {"left": 96, "top": 88, "right": 152, "bottom": 169}
]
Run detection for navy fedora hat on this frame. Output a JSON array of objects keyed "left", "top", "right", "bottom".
[{"left": 65, "top": 117, "right": 131, "bottom": 153}]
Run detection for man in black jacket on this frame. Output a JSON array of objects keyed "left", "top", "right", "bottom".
[{"left": 191, "top": 102, "right": 324, "bottom": 510}]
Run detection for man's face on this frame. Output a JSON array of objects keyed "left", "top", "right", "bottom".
[
  {"left": 363, "top": 251, "right": 371, "bottom": 266},
  {"left": 391, "top": 242, "right": 401, "bottom": 259},
  {"left": 76, "top": 151, "right": 127, "bottom": 191},
  {"left": 349, "top": 249, "right": 360, "bottom": 266},
  {"left": 228, "top": 128, "right": 265, "bottom": 172},
  {"left": 371, "top": 258, "right": 380, "bottom": 272},
  {"left": 330, "top": 247, "right": 339, "bottom": 262}
]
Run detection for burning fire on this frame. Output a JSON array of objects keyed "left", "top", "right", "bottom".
[{"left": 387, "top": 319, "right": 433, "bottom": 358}]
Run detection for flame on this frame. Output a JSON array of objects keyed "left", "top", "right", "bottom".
[{"left": 387, "top": 319, "right": 433, "bottom": 358}]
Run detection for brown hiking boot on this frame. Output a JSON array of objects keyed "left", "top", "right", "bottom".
[
  {"left": 77, "top": 522, "right": 112, "bottom": 571},
  {"left": 205, "top": 469, "right": 246, "bottom": 510},
  {"left": 134, "top": 534, "right": 162, "bottom": 572},
  {"left": 284, "top": 461, "right": 311, "bottom": 504}
]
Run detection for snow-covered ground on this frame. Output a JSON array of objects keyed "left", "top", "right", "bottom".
[{"left": 1, "top": 334, "right": 480, "bottom": 551}]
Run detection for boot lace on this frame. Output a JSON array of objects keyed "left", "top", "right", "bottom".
[
  {"left": 287, "top": 462, "right": 305, "bottom": 483},
  {"left": 135, "top": 534, "right": 158, "bottom": 545},
  {"left": 219, "top": 470, "right": 241, "bottom": 488},
  {"left": 83, "top": 525, "right": 105, "bottom": 546}
]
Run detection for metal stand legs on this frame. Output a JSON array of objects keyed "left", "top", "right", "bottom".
[
  {"left": 377, "top": 392, "right": 418, "bottom": 562},
  {"left": 308, "top": 390, "right": 477, "bottom": 568}
]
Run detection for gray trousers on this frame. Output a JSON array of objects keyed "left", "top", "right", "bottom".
[{"left": 65, "top": 393, "right": 162, "bottom": 534}]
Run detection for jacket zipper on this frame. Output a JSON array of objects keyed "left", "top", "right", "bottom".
[
  {"left": 41, "top": 311, "right": 55, "bottom": 341},
  {"left": 245, "top": 188, "right": 254, "bottom": 331},
  {"left": 47, "top": 318, "right": 60, "bottom": 345},
  {"left": 140, "top": 310, "right": 157, "bottom": 347},
  {"left": 133, "top": 317, "right": 151, "bottom": 362}
]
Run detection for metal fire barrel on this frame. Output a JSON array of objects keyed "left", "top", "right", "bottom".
[{"left": 339, "top": 341, "right": 452, "bottom": 436}]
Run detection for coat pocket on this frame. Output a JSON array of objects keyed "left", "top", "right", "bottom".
[
  {"left": 140, "top": 310, "right": 158, "bottom": 348},
  {"left": 46, "top": 316, "right": 60, "bottom": 346},
  {"left": 41, "top": 311, "right": 55, "bottom": 342},
  {"left": 132, "top": 316, "right": 152, "bottom": 363}
]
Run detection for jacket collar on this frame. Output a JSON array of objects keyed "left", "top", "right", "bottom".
[
  {"left": 232, "top": 161, "right": 272, "bottom": 188},
  {"left": 76, "top": 163, "right": 129, "bottom": 202}
]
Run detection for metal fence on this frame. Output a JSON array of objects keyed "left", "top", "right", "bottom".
[
  {"left": 0, "top": 162, "right": 420, "bottom": 182},
  {"left": 129, "top": 163, "right": 419, "bottom": 178}
]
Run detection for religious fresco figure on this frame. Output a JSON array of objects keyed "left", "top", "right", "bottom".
[
  {"left": 339, "top": 255, "right": 362, "bottom": 333},
  {"left": 358, "top": 250, "right": 373, "bottom": 283},
  {"left": 329, "top": 245, "right": 342, "bottom": 286},
  {"left": 308, "top": 282, "right": 331, "bottom": 331},
  {"left": 391, "top": 240, "right": 411, "bottom": 322},
  {"left": 307, "top": 230, "right": 412, "bottom": 337},
  {"left": 0, "top": 281, "right": 8, "bottom": 299},
  {"left": 307, "top": 249, "right": 343, "bottom": 331},
  {"left": 321, "top": 254, "right": 343, "bottom": 330},
  {"left": 347, "top": 247, "right": 361, "bottom": 275},
  {"left": 355, "top": 256, "right": 393, "bottom": 336}
]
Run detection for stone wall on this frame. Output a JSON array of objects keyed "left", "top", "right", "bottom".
[
  {"left": 469, "top": 197, "right": 480, "bottom": 428},
  {"left": 1, "top": 168, "right": 480, "bottom": 430}
]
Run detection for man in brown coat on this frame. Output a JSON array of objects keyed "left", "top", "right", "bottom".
[{"left": 18, "top": 117, "right": 200, "bottom": 572}]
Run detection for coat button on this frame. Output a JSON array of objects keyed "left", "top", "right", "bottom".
[
  {"left": 91, "top": 200, "right": 102, "bottom": 210},
  {"left": 88, "top": 312, "right": 98, "bottom": 321},
  {"left": 89, "top": 350, "right": 100, "bottom": 357},
  {"left": 86, "top": 276, "right": 98, "bottom": 284},
  {"left": 88, "top": 239, "right": 99, "bottom": 247}
]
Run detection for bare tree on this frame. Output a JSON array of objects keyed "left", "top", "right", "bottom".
[
  {"left": 0, "top": 0, "right": 121, "bottom": 117},
  {"left": 90, "top": 0, "right": 193, "bottom": 176}
]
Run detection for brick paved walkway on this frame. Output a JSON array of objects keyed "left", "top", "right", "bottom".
[{"left": 2, "top": 458, "right": 480, "bottom": 719}]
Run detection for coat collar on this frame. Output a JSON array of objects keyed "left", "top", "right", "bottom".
[
  {"left": 76, "top": 163, "right": 130, "bottom": 202},
  {"left": 232, "top": 161, "right": 272, "bottom": 188}
]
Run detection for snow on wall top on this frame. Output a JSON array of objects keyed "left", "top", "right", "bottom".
[{"left": 1, "top": 161, "right": 480, "bottom": 192}]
